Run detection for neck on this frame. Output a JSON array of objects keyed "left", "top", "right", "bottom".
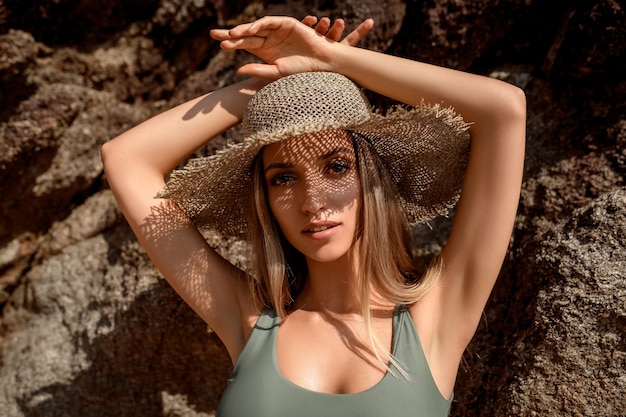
[{"left": 294, "top": 252, "right": 363, "bottom": 315}]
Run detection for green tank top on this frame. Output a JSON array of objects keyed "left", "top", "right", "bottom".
[{"left": 217, "top": 305, "right": 452, "bottom": 417}]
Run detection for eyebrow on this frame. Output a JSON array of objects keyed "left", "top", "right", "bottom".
[
  {"left": 321, "top": 147, "right": 353, "bottom": 161},
  {"left": 264, "top": 147, "right": 353, "bottom": 174},
  {"left": 264, "top": 161, "right": 294, "bottom": 173}
]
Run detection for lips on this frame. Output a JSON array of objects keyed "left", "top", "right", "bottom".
[
  {"left": 307, "top": 225, "right": 332, "bottom": 232},
  {"left": 302, "top": 221, "right": 339, "bottom": 234}
]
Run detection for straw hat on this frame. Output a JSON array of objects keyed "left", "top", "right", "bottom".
[{"left": 157, "top": 72, "right": 471, "bottom": 238}]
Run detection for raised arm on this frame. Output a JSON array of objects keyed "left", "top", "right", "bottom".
[
  {"left": 101, "top": 78, "right": 265, "bottom": 359},
  {"left": 212, "top": 16, "right": 526, "bottom": 392},
  {"left": 102, "top": 17, "right": 373, "bottom": 363},
  {"left": 336, "top": 43, "right": 526, "bottom": 399}
]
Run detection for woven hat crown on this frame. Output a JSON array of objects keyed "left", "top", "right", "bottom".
[{"left": 243, "top": 72, "right": 372, "bottom": 143}]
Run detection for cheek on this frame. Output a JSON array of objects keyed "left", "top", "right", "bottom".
[
  {"left": 268, "top": 187, "right": 293, "bottom": 207},
  {"left": 267, "top": 188, "right": 296, "bottom": 226},
  {"left": 332, "top": 174, "right": 361, "bottom": 213},
  {"left": 348, "top": 177, "right": 363, "bottom": 228},
  {"left": 347, "top": 190, "right": 361, "bottom": 226}
]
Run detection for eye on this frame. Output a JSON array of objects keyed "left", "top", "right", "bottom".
[
  {"left": 327, "top": 158, "right": 351, "bottom": 175},
  {"left": 269, "top": 172, "right": 297, "bottom": 186}
]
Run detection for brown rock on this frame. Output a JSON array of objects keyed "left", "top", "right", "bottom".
[
  {"left": 497, "top": 189, "right": 626, "bottom": 415},
  {"left": 0, "top": 84, "right": 149, "bottom": 246},
  {"left": 0, "top": 0, "right": 625, "bottom": 416}
]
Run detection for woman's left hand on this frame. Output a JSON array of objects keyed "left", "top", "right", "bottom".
[
  {"left": 210, "top": 16, "right": 373, "bottom": 79},
  {"left": 300, "top": 15, "right": 373, "bottom": 46}
]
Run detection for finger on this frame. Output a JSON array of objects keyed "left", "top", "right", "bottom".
[
  {"left": 314, "top": 17, "right": 331, "bottom": 36},
  {"left": 340, "top": 18, "right": 374, "bottom": 46},
  {"left": 218, "top": 36, "right": 266, "bottom": 51},
  {"left": 210, "top": 28, "right": 231, "bottom": 41},
  {"left": 324, "top": 18, "right": 345, "bottom": 42},
  {"left": 301, "top": 15, "right": 318, "bottom": 27},
  {"left": 237, "top": 63, "right": 282, "bottom": 81},
  {"left": 217, "top": 20, "right": 260, "bottom": 39},
  {"left": 232, "top": 16, "right": 297, "bottom": 37}
]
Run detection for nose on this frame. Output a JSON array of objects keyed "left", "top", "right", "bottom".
[{"left": 301, "top": 176, "right": 326, "bottom": 215}]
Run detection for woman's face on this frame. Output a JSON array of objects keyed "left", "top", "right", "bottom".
[{"left": 262, "top": 130, "right": 361, "bottom": 265}]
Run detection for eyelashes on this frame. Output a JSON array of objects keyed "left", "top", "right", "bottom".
[
  {"left": 269, "top": 172, "right": 297, "bottom": 186},
  {"left": 268, "top": 158, "right": 354, "bottom": 187},
  {"left": 327, "top": 159, "right": 351, "bottom": 175}
]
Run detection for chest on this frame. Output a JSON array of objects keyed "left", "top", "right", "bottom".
[
  {"left": 275, "top": 313, "right": 394, "bottom": 394},
  {"left": 217, "top": 308, "right": 453, "bottom": 417}
]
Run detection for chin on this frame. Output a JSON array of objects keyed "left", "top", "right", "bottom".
[{"left": 303, "top": 245, "right": 355, "bottom": 265}]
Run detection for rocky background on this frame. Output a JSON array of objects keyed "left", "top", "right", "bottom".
[{"left": 0, "top": 0, "right": 624, "bottom": 416}]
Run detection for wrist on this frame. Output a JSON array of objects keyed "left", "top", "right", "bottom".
[{"left": 320, "top": 41, "right": 351, "bottom": 74}]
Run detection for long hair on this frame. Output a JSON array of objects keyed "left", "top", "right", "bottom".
[
  {"left": 349, "top": 132, "right": 442, "bottom": 373},
  {"left": 245, "top": 132, "right": 441, "bottom": 371},
  {"left": 247, "top": 152, "right": 308, "bottom": 312}
]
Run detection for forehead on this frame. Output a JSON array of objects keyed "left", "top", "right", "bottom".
[{"left": 262, "top": 130, "right": 354, "bottom": 164}]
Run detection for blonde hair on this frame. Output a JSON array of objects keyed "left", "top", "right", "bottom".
[{"left": 246, "top": 132, "right": 441, "bottom": 372}]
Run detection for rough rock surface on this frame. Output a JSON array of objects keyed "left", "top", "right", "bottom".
[
  {"left": 0, "top": 1, "right": 624, "bottom": 416},
  {"left": 500, "top": 189, "right": 626, "bottom": 416}
]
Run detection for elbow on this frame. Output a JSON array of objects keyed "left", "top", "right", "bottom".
[
  {"left": 100, "top": 140, "right": 115, "bottom": 176},
  {"left": 506, "top": 85, "right": 527, "bottom": 150},
  {"left": 498, "top": 82, "right": 527, "bottom": 126},
  {"left": 100, "top": 138, "right": 129, "bottom": 182},
  {"left": 100, "top": 141, "right": 109, "bottom": 165},
  {"left": 507, "top": 84, "right": 527, "bottom": 123},
  {"left": 480, "top": 81, "right": 526, "bottom": 142}
]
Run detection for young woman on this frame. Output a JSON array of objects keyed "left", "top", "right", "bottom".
[{"left": 102, "top": 15, "right": 526, "bottom": 417}]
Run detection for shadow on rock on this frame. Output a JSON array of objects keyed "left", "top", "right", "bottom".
[{"left": 19, "top": 276, "right": 230, "bottom": 417}]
